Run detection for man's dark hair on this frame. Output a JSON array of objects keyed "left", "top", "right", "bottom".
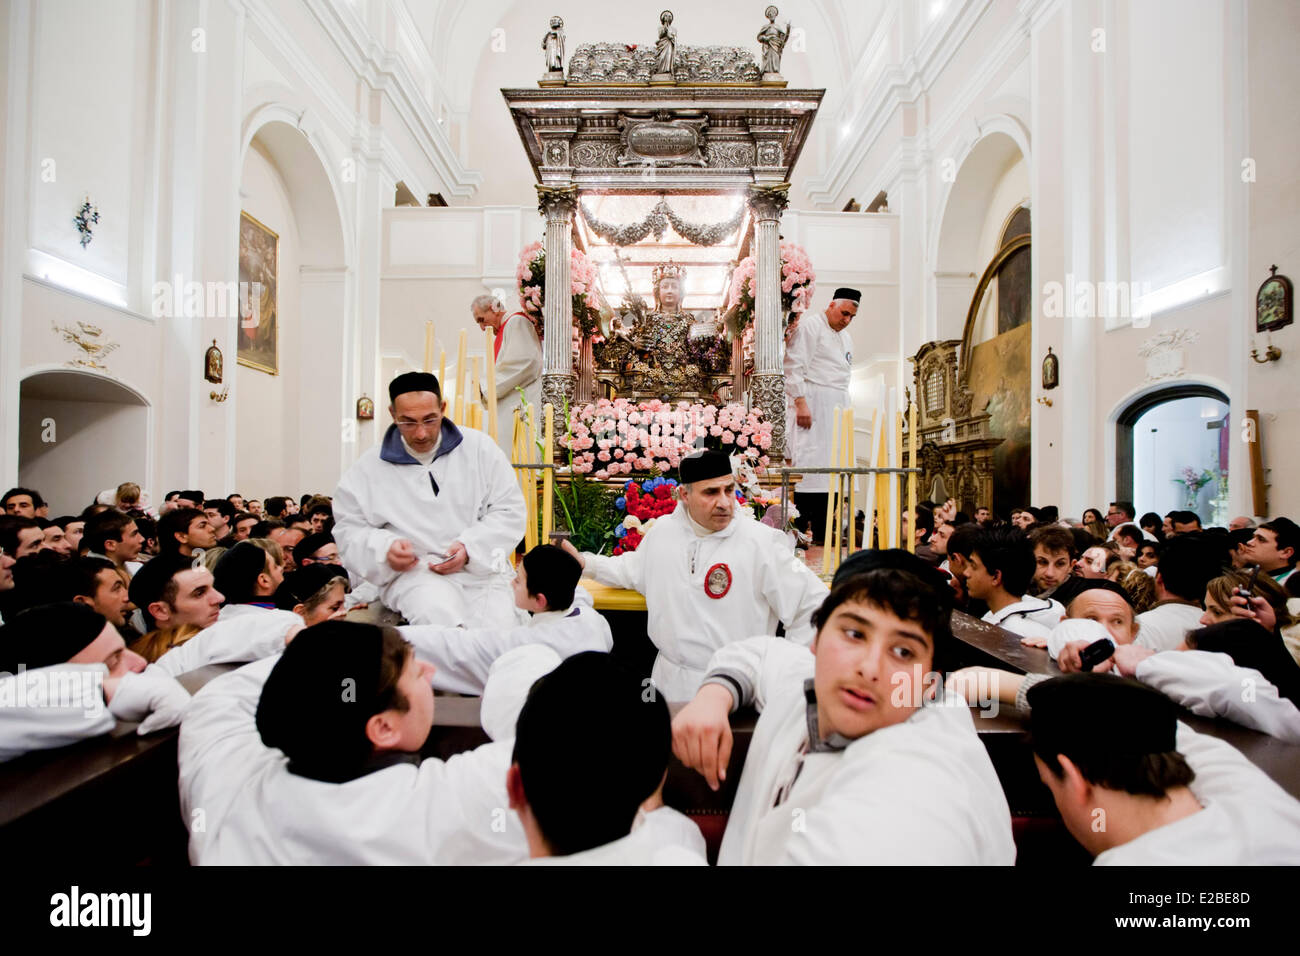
[
  {"left": 250, "top": 519, "right": 284, "bottom": 538},
  {"left": 1, "top": 487, "right": 44, "bottom": 510},
  {"left": 1028, "top": 675, "right": 1194, "bottom": 798},
  {"left": 0, "top": 516, "right": 39, "bottom": 556},
  {"left": 1109, "top": 501, "right": 1136, "bottom": 521},
  {"left": 134, "top": 515, "right": 157, "bottom": 542},
  {"left": 521, "top": 544, "right": 582, "bottom": 612},
  {"left": 1260, "top": 518, "right": 1299, "bottom": 568},
  {"left": 1170, "top": 510, "right": 1202, "bottom": 529},
  {"left": 1038, "top": 505, "right": 1060, "bottom": 523},
  {"left": 81, "top": 510, "right": 134, "bottom": 555},
  {"left": 60, "top": 556, "right": 121, "bottom": 601},
  {"left": 970, "top": 526, "right": 1036, "bottom": 597},
  {"left": 264, "top": 496, "right": 291, "bottom": 519},
  {"left": 1154, "top": 533, "right": 1222, "bottom": 603},
  {"left": 0, "top": 551, "right": 66, "bottom": 617},
  {"left": 164, "top": 490, "right": 182, "bottom": 503},
  {"left": 51, "top": 515, "right": 80, "bottom": 531},
  {"left": 812, "top": 559, "right": 954, "bottom": 675},
  {"left": 158, "top": 507, "right": 205, "bottom": 554},
  {"left": 512, "top": 652, "right": 670, "bottom": 857},
  {"left": 946, "top": 522, "right": 982, "bottom": 560},
  {"left": 203, "top": 499, "right": 236, "bottom": 522},
  {"left": 1071, "top": 526, "right": 1101, "bottom": 555},
  {"left": 226, "top": 493, "right": 245, "bottom": 504},
  {"left": 1030, "top": 525, "right": 1077, "bottom": 559},
  {"left": 911, "top": 506, "right": 935, "bottom": 541},
  {"left": 1228, "top": 527, "right": 1254, "bottom": 551},
  {"left": 1113, "top": 523, "right": 1144, "bottom": 547}
]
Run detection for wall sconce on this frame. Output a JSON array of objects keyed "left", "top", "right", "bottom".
[
  {"left": 210, "top": 385, "right": 230, "bottom": 403},
  {"left": 1251, "top": 343, "right": 1282, "bottom": 364},
  {"left": 1036, "top": 396, "right": 1053, "bottom": 407}
]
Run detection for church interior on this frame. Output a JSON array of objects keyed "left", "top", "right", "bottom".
[{"left": 1, "top": 0, "right": 1299, "bottom": 889}]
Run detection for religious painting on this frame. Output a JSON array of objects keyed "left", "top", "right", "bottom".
[
  {"left": 997, "top": 207, "right": 1032, "bottom": 336},
  {"left": 238, "top": 211, "right": 278, "bottom": 375},
  {"left": 1255, "top": 267, "right": 1292, "bottom": 334},
  {"left": 968, "top": 322, "right": 1032, "bottom": 517}
]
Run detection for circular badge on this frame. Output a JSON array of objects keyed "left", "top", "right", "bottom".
[{"left": 704, "top": 563, "right": 732, "bottom": 599}]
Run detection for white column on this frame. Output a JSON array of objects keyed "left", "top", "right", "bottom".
[
  {"left": 747, "top": 183, "right": 789, "bottom": 458},
  {"left": 538, "top": 184, "right": 576, "bottom": 415}
]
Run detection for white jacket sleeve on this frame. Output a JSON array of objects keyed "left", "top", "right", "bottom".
[
  {"left": 700, "top": 635, "right": 814, "bottom": 712},
  {"left": 478, "top": 645, "right": 563, "bottom": 742},
  {"left": 332, "top": 464, "right": 404, "bottom": 589},
  {"left": 458, "top": 440, "right": 527, "bottom": 574},
  {"left": 758, "top": 539, "right": 827, "bottom": 646},
  {"left": 178, "top": 655, "right": 281, "bottom": 860},
  {"left": 493, "top": 316, "right": 542, "bottom": 400},
  {"left": 1137, "top": 651, "right": 1300, "bottom": 745},
  {"left": 153, "top": 612, "right": 303, "bottom": 678},
  {"left": 784, "top": 319, "right": 812, "bottom": 400},
  {"left": 403, "top": 606, "right": 611, "bottom": 697},
  {"left": 0, "top": 664, "right": 114, "bottom": 763},
  {"left": 583, "top": 548, "right": 646, "bottom": 592}
]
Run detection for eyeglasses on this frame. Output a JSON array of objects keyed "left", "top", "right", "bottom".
[{"left": 396, "top": 418, "right": 441, "bottom": 431}]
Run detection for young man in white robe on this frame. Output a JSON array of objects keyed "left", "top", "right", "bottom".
[
  {"left": 672, "top": 549, "right": 1016, "bottom": 865},
  {"left": 964, "top": 526, "right": 1064, "bottom": 640},
  {"left": 785, "top": 290, "right": 859, "bottom": 543},
  {"left": 1023, "top": 673, "right": 1300, "bottom": 864},
  {"left": 508, "top": 651, "right": 706, "bottom": 865},
  {"left": 178, "top": 620, "right": 557, "bottom": 865},
  {"left": 563, "top": 450, "right": 828, "bottom": 702},
  {"left": 399, "top": 544, "right": 612, "bottom": 695},
  {"left": 472, "top": 293, "right": 542, "bottom": 460},
  {"left": 0, "top": 603, "right": 190, "bottom": 762},
  {"left": 1133, "top": 533, "right": 1220, "bottom": 651},
  {"left": 333, "top": 371, "right": 525, "bottom": 629}
]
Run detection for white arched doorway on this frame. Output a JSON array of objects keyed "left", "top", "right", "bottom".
[
  {"left": 235, "top": 114, "right": 349, "bottom": 499},
  {"left": 18, "top": 369, "right": 151, "bottom": 515}
]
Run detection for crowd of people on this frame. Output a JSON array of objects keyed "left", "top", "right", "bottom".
[{"left": 1, "top": 372, "right": 1299, "bottom": 864}]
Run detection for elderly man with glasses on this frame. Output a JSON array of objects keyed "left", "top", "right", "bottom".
[{"left": 332, "top": 371, "right": 526, "bottom": 628}]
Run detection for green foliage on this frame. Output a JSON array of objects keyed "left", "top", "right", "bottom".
[{"left": 552, "top": 475, "right": 618, "bottom": 555}]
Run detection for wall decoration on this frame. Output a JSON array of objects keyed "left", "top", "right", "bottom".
[
  {"left": 52, "top": 321, "right": 119, "bottom": 370},
  {"left": 1041, "top": 346, "right": 1059, "bottom": 389},
  {"left": 356, "top": 394, "right": 374, "bottom": 420},
  {"left": 1255, "top": 265, "right": 1292, "bottom": 333},
  {"left": 204, "top": 339, "right": 223, "bottom": 383},
  {"left": 73, "top": 197, "right": 100, "bottom": 248},
  {"left": 1138, "top": 328, "right": 1200, "bottom": 384},
  {"left": 967, "top": 323, "right": 1032, "bottom": 517},
  {"left": 238, "top": 211, "right": 279, "bottom": 375}
]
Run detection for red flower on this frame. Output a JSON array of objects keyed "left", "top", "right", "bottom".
[{"left": 654, "top": 486, "right": 670, "bottom": 499}]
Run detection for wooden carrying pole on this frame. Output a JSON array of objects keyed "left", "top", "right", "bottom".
[
  {"left": 469, "top": 358, "right": 481, "bottom": 430},
  {"left": 423, "top": 321, "right": 434, "bottom": 373},
  {"left": 525, "top": 407, "right": 539, "bottom": 549},
  {"left": 894, "top": 410, "right": 904, "bottom": 550},
  {"left": 874, "top": 414, "right": 890, "bottom": 551},
  {"left": 906, "top": 398, "right": 918, "bottom": 554},
  {"left": 542, "top": 404, "right": 554, "bottom": 540},
  {"left": 821, "top": 407, "right": 842, "bottom": 577},
  {"left": 453, "top": 330, "right": 467, "bottom": 424},
  {"left": 438, "top": 349, "right": 446, "bottom": 392},
  {"left": 844, "top": 409, "right": 856, "bottom": 553},
  {"left": 485, "top": 327, "right": 499, "bottom": 441}
]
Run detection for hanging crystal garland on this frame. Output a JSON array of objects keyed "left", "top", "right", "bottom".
[{"left": 579, "top": 197, "right": 745, "bottom": 247}]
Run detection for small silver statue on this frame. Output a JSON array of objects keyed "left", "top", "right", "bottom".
[
  {"left": 757, "top": 5, "right": 790, "bottom": 77},
  {"left": 653, "top": 10, "right": 676, "bottom": 77},
  {"left": 542, "top": 16, "right": 565, "bottom": 74}
]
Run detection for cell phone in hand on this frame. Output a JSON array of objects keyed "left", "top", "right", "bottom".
[
  {"left": 1079, "top": 637, "right": 1115, "bottom": 671},
  {"left": 1234, "top": 565, "right": 1261, "bottom": 600}
]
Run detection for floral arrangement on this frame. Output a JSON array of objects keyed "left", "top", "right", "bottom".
[
  {"left": 611, "top": 477, "right": 679, "bottom": 554},
  {"left": 1174, "top": 466, "right": 1216, "bottom": 509},
  {"left": 516, "top": 240, "right": 604, "bottom": 342},
  {"left": 561, "top": 398, "right": 772, "bottom": 481},
  {"left": 726, "top": 240, "right": 816, "bottom": 329}
]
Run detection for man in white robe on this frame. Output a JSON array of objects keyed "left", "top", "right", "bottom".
[
  {"left": 672, "top": 549, "right": 1015, "bottom": 865},
  {"left": 473, "top": 293, "right": 542, "bottom": 460},
  {"left": 563, "top": 451, "right": 828, "bottom": 702},
  {"left": 785, "top": 290, "right": 859, "bottom": 542},
  {"left": 333, "top": 372, "right": 525, "bottom": 628}
]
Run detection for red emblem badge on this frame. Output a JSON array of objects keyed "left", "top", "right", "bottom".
[{"left": 704, "top": 563, "right": 732, "bottom": 599}]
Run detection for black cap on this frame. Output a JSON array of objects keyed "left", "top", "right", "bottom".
[
  {"left": 388, "top": 371, "right": 442, "bottom": 403},
  {"left": 213, "top": 541, "right": 269, "bottom": 606},
  {"left": 1027, "top": 673, "right": 1179, "bottom": 760},
  {"left": 255, "top": 621, "right": 389, "bottom": 780},
  {"left": 274, "top": 564, "right": 349, "bottom": 611},
  {"left": 678, "top": 450, "right": 732, "bottom": 484},
  {"left": 293, "top": 531, "right": 334, "bottom": 567},
  {"left": 0, "top": 603, "right": 108, "bottom": 671},
  {"left": 832, "top": 287, "right": 861, "bottom": 303}
]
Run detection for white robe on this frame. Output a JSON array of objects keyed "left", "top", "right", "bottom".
[
  {"left": 526, "top": 813, "right": 707, "bottom": 866},
  {"left": 399, "top": 586, "right": 612, "bottom": 697},
  {"left": 1135, "top": 650, "right": 1300, "bottom": 744},
  {"left": 582, "top": 505, "right": 828, "bottom": 702},
  {"left": 705, "top": 637, "right": 1017, "bottom": 866},
  {"left": 1135, "top": 602, "right": 1204, "bottom": 651},
  {"left": 490, "top": 313, "right": 542, "bottom": 460},
  {"left": 332, "top": 420, "right": 525, "bottom": 628},
  {"left": 983, "top": 595, "right": 1065, "bottom": 641},
  {"left": 784, "top": 310, "right": 853, "bottom": 494},
  {"left": 177, "top": 643, "right": 558, "bottom": 865},
  {"left": 153, "top": 609, "right": 304, "bottom": 678},
  {"left": 1095, "top": 722, "right": 1300, "bottom": 864}
]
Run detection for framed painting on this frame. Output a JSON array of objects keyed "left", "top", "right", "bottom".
[
  {"left": 238, "top": 211, "right": 279, "bottom": 374},
  {"left": 1255, "top": 266, "right": 1292, "bottom": 334}
]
